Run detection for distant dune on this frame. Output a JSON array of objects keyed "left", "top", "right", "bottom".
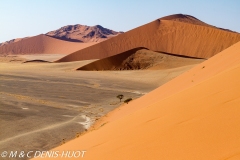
[
  {"left": 46, "top": 24, "right": 123, "bottom": 43},
  {"left": 0, "top": 37, "right": 29, "bottom": 47},
  {"left": 35, "top": 41, "right": 240, "bottom": 160},
  {"left": 77, "top": 48, "right": 204, "bottom": 71},
  {"left": 0, "top": 34, "right": 96, "bottom": 55},
  {"left": 57, "top": 14, "right": 240, "bottom": 62},
  {"left": 0, "top": 24, "right": 122, "bottom": 55}
]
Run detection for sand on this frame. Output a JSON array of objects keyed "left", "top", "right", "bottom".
[
  {"left": 0, "top": 37, "right": 29, "bottom": 47},
  {"left": 1, "top": 13, "right": 239, "bottom": 160},
  {"left": 19, "top": 54, "right": 67, "bottom": 62},
  {"left": 32, "top": 41, "right": 240, "bottom": 160},
  {"left": 0, "top": 34, "right": 96, "bottom": 55},
  {"left": 0, "top": 53, "right": 201, "bottom": 160},
  {"left": 0, "top": 24, "right": 122, "bottom": 55},
  {"left": 57, "top": 14, "right": 240, "bottom": 62},
  {"left": 77, "top": 49, "right": 204, "bottom": 70}
]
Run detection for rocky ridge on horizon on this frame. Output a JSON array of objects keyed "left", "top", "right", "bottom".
[{"left": 0, "top": 24, "right": 123, "bottom": 46}]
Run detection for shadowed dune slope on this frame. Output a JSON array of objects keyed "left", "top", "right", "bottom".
[
  {"left": 57, "top": 14, "right": 240, "bottom": 62},
  {"left": 34, "top": 42, "right": 240, "bottom": 160},
  {"left": 77, "top": 48, "right": 204, "bottom": 70},
  {"left": 0, "top": 34, "right": 96, "bottom": 55}
]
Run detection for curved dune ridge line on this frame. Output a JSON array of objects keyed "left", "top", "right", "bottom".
[
  {"left": 56, "top": 14, "right": 240, "bottom": 62},
  {"left": 77, "top": 47, "right": 147, "bottom": 70},
  {"left": 77, "top": 48, "right": 204, "bottom": 71},
  {"left": 32, "top": 42, "right": 240, "bottom": 160},
  {"left": 0, "top": 34, "right": 97, "bottom": 55}
]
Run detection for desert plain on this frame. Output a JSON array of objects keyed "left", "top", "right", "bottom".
[{"left": 0, "top": 52, "right": 202, "bottom": 160}]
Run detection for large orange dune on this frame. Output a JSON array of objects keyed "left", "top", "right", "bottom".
[
  {"left": 33, "top": 41, "right": 240, "bottom": 160},
  {"left": 0, "top": 34, "right": 96, "bottom": 55},
  {"left": 57, "top": 14, "right": 240, "bottom": 62}
]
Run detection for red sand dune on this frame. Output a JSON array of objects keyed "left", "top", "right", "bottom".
[
  {"left": 0, "top": 34, "right": 96, "bottom": 55},
  {"left": 33, "top": 41, "right": 240, "bottom": 160},
  {"left": 57, "top": 14, "right": 240, "bottom": 62},
  {"left": 77, "top": 48, "right": 204, "bottom": 71},
  {"left": 0, "top": 37, "right": 29, "bottom": 47},
  {"left": 0, "top": 24, "right": 121, "bottom": 55}
]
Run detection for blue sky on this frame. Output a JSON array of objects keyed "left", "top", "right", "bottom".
[{"left": 0, "top": 0, "right": 239, "bottom": 43}]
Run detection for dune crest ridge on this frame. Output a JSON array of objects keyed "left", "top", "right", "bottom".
[
  {"left": 32, "top": 41, "right": 240, "bottom": 160},
  {"left": 77, "top": 48, "right": 204, "bottom": 71},
  {"left": 0, "top": 34, "right": 96, "bottom": 55},
  {"left": 57, "top": 14, "right": 240, "bottom": 62},
  {"left": 0, "top": 24, "right": 122, "bottom": 55}
]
